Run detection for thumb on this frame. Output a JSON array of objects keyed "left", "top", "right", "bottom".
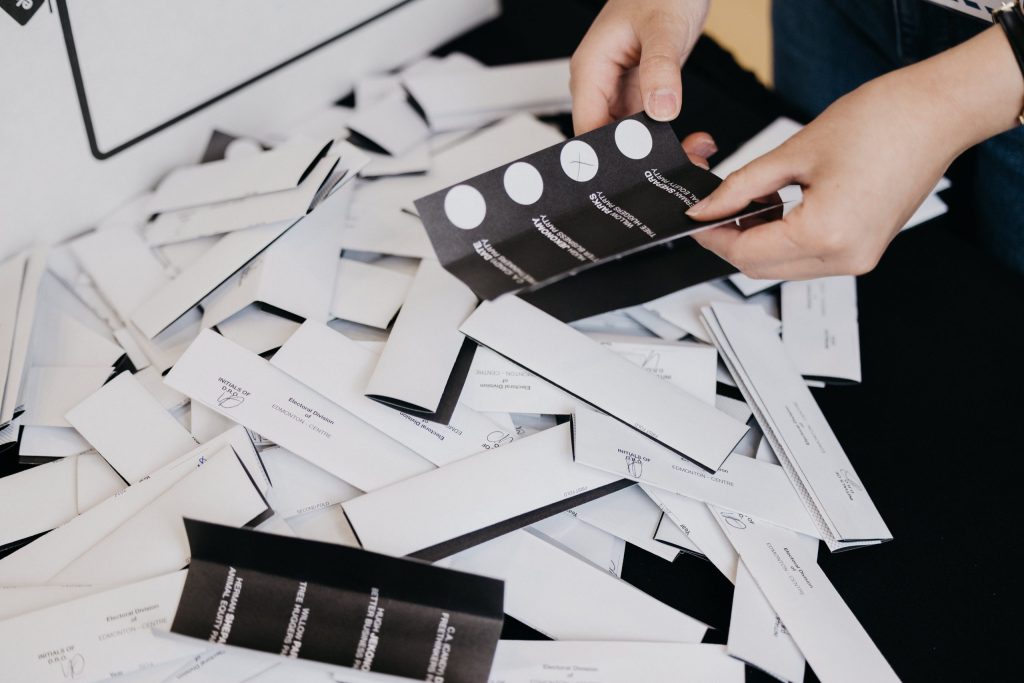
[
  {"left": 687, "top": 148, "right": 799, "bottom": 221},
  {"left": 637, "top": 26, "right": 687, "bottom": 121}
]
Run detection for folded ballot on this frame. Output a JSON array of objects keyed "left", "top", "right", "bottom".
[
  {"left": 343, "top": 423, "right": 625, "bottom": 559},
  {"left": 460, "top": 295, "right": 748, "bottom": 471},
  {"left": 170, "top": 519, "right": 504, "bottom": 683},
  {"left": 702, "top": 303, "right": 891, "bottom": 550},
  {"left": 415, "top": 112, "right": 780, "bottom": 300}
]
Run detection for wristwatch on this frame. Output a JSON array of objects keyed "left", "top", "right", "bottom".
[{"left": 994, "top": 0, "right": 1024, "bottom": 124}]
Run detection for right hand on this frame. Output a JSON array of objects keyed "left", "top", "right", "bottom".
[{"left": 570, "top": 0, "right": 710, "bottom": 134}]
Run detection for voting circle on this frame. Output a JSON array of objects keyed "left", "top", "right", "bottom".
[{"left": 1, "top": 1, "right": 1022, "bottom": 683}]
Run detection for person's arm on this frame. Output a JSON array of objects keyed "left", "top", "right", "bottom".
[
  {"left": 569, "top": 0, "right": 710, "bottom": 134},
  {"left": 687, "top": 26, "right": 1024, "bottom": 279}
]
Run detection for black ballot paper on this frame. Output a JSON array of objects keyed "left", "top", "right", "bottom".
[
  {"left": 171, "top": 519, "right": 505, "bottom": 683},
  {"left": 415, "top": 112, "right": 781, "bottom": 300}
]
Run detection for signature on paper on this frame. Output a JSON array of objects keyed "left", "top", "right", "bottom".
[{"left": 60, "top": 653, "right": 85, "bottom": 679}]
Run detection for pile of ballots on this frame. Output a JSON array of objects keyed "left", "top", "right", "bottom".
[{"left": 0, "top": 50, "right": 948, "bottom": 683}]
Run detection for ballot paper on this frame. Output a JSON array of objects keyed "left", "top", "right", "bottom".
[
  {"left": 460, "top": 345, "right": 585, "bottom": 414},
  {"left": 271, "top": 320, "right": 516, "bottom": 467},
  {"left": 441, "top": 529, "right": 707, "bottom": 643},
  {"left": 330, "top": 257, "right": 413, "bottom": 328},
  {"left": 199, "top": 183, "right": 351, "bottom": 328},
  {"left": 0, "top": 455, "right": 78, "bottom": 547},
  {"left": 347, "top": 93, "right": 431, "bottom": 157},
  {"left": 343, "top": 423, "right": 624, "bottom": 559},
  {"left": 20, "top": 366, "right": 112, "bottom": 428},
  {"left": 76, "top": 452, "right": 128, "bottom": 513},
  {"left": 132, "top": 220, "right": 299, "bottom": 338},
  {"left": 365, "top": 258, "right": 478, "bottom": 423},
  {"left": 642, "top": 487, "right": 740, "bottom": 583},
  {"left": 415, "top": 113, "right": 776, "bottom": 301},
  {"left": 170, "top": 520, "right": 505, "bottom": 683},
  {"left": 460, "top": 295, "right": 748, "bottom": 471},
  {"left": 782, "top": 276, "right": 861, "bottom": 384},
  {"left": 165, "top": 329, "right": 433, "bottom": 491},
  {"left": 570, "top": 485, "right": 684, "bottom": 562},
  {"left": 18, "top": 425, "right": 92, "bottom": 459},
  {"left": 488, "top": 641, "right": 744, "bottom": 683},
  {"left": 0, "top": 571, "right": 202, "bottom": 683},
  {"left": 66, "top": 370, "right": 197, "bottom": 483},
  {"left": 642, "top": 280, "right": 744, "bottom": 344},
  {"left": 1, "top": 246, "right": 48, "bottom": 425},
  {"left": 528, "top": 511, "right": 626, "bottom": 578},
  {"left": 404, "top": 58, "right": 572, "bottom": 132},
  {"left": 50, "top": 445, "right": 269, "bottom": 587},
  {"left": 261, "top": 446, "right": 362, "bottom": 519},
  {"left": 728, "top": 559, "right": 808, "bottom": 683},
  {"left": 572, "top": 408, "right": 817, "bottom": 536},
  {"left": 145, "top": 153, "right": 338, "bottom": 246},
  {"left": 148, "top": 140, "right": 332, "bottom": 214},
  {"left": 702, "top": 303, "right": 891, "bottom": 550},
  {"left": 711, "top": 507, "right": 899, "bottom": 683},
  {"left": 339, "top": 207, "right": 435, "bottom": 258},
  {"left": 0, "top": 427, "right": 265, "bottom": 585}
]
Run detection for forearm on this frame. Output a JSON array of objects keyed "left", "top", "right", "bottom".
[{"left": 901, "top": 25, "right": 1024, "bottom": 158}]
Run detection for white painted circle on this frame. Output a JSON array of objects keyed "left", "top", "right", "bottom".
[
  {"left": 444, "top": 185, "right": 486, "bottom": 230},
  {"left": 224, "top": 138, "right": 263, "bottom": 160},
  {"left": 503, "top": 162, "right": 544, "bottom": 205},
  {"left": 560, "top": 140, "right": 599, "bottom": 182},
  {"left": 614, "top": 119, "right": 653, "bottom": 159}
]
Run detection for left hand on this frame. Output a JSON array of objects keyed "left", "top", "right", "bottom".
[{"left": 685, "top": 70, "right": 956, "bottom": 280}]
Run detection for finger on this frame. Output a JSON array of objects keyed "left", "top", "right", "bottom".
[
  {"left": 687, "top": 148, "right": 801, "bottom": 221},
  {"left": 636, "top": 20, "right": 688, "bottom": 121},
  {"left": 681, "top": 131, "right": 718, "bottom": 160},
  {"left": 570, "top": 44, "right": 623, "bottom": 134},
  {"left": 686, "top": 152, "right": 709, "bottom": 170},
  {"left": 691, "top": 212, "right": 810, "bottom": 275}
]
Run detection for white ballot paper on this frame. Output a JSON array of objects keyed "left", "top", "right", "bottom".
[
  {"left": 1, "top": 246, "right": 47, "bottom": 424},
  {"left": 330, "top": 257, "right": 413, "bottom": 328},
  {"left": 272, "top": 320, "right": 515, "bottom": 467},
  {"left": 0, "top": 456, "right": 78, "bottom": 547},
  {"left": 442, "top": 529, "right": 707, "bottom": 642},
  {"left": 365, "top": 258, "right": 478, "bottom": 416},
  {"left": 489, "top": 641, "right": 744, "bottom": 683},
  {"left": 460, "top": 296, "right": 747, "bottom": 471},
  {"left": 570, "top": 485, "right": 685, "bottom": 562},
  {"left": 702, "top": 303, "right": 891, "bottom": 550},
  {"left": 0, "top": 428, "right": 262, "bottom": 585},
  {"left": 165, "top": 330, "right": 433, "bottom": 491},
  {"left": 0, "top": 571, "right": 202, "bottom": 683},
  {"left": 20, "top": 366, "right": 112, "bottom": 428},
  {"left": 642, "top": 280, "right": 744, "bottom": 344},
  {"left": 711, "top": 507, "right": 899, "bottom": 683},
  {"left": 66, "top": 370, "right": 197, "bottom": 483},
  {"left": 461, "top": 345, "right": 585, "bottom": 414},
  {"left": 145, "top": 153, "right": 337, "bottom": 246},
  {"left": 642, "top": 487, "right": 740, "bottom": 583},
  {"left": 131, "top": 220, "right": 296, "bottom": 339},
  {"left": 782, "top": 276, "right": 861, "bottom": 384},
  {"left": 260, "top": 446, "right": 362, "bottom": 519},
  {"left": 404, "top": 58, "right": 572, "bottom": 132},
  {"left": 50, "top": 446, "right": 268, "bottom": 587},
  {"left": 529, "top": 511, "right": 626, "bottom": 578},
  {"left": 198, "top": 182, "right": 350, "bottom": 328},
  {"left": 343, "top": 423, "right": 621, "bottom": 559},
  {"left": 728, "top": 559, "right": 808, "bottom": 683},
  {"left": 148, "top": 140, "right": 331, "bottom": 214},
  {"left": 572, "top": 408, "right": 817, "bottom": 536},
  {"left": 346, "top": 93, "right": 431, "bottom": 157}
]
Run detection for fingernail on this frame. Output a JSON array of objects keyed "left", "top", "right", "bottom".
[
  {"left": 647, "top": 89, "right": 678, "bottom": 121},
  {"left": 692, "top": 158, "right": 710, "bottom": 171},
  {"left": 693, "top": 137, "right": 718, "bottom": 159},
  {"left": 686, "top": 199, "right": 707, "bottom": 217}
]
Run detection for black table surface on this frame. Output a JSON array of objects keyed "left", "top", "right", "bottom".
[{"left": 444, "top": 3, "right": 1024, "bottom": 681}]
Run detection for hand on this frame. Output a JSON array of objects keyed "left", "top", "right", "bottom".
[
  {"left": 570, "top": 0, "right": 710, "bottom": 134},
  {"left": 687, "top": 26, "right": 1024, "bottom": 280}
]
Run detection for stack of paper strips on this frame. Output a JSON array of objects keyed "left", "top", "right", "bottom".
[{"left": 0, "top": 47, "right": 941, "bottom": 681}]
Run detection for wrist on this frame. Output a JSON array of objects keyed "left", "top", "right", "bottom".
[{"left": 906, "top": 26, "right": 1024, "bottom": 156}]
